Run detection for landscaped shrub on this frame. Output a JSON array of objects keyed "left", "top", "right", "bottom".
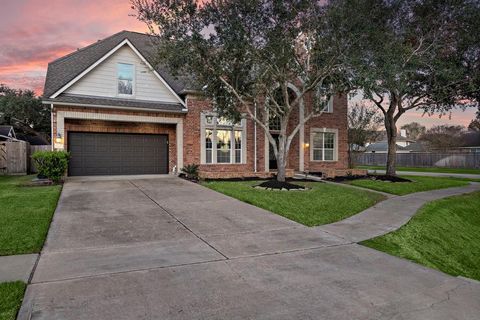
[
  {"left": 181, "top": 163, "right": 199, "bottom": 180},
  {"left": 32, "top": 150, "right": 70, "bottom": 183}
]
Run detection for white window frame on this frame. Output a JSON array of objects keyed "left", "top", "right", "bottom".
[
  {"left": 310, "top": 128, "right": 338, "bottom": 162},
  {"left": 117, "top": 62, "right": 135, "bottom": 97},
  {"left": 200, "top": 113, "right": 247, "bottom": 165}
]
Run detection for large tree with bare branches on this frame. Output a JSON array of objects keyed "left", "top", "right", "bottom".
[
  {"left": 132, "top": 0, "right": 351, "bottom": 181},
  {"left": 331, "top": 0, "right": 480, "bottom": 175}
]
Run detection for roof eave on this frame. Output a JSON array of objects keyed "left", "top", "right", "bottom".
[{"left": 42, "top": 99, "right": 188, "bottom": 114}]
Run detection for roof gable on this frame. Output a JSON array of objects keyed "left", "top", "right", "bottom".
[
  {"left": 60, "top": 41, "right": 183, "bottom": 104},
  {"left": 43, "top": 31, "right": 192, "bottom": 99}
]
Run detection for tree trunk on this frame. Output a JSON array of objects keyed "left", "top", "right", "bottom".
[
  {"left": 276, "top": 136, "right": 287, "bottom": 182},
  {"left": 385, "top": 115, "right": 397, "bottom": 176},
  {"left": 347, "top": 144, "right": 354, "bottom": 169}
]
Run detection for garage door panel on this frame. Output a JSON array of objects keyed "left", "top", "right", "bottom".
[{"left": 68, "top": 132, "right": 168, "bottom": 176}]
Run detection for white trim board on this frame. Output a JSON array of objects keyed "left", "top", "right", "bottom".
[
  {"left": 49, "top": 39, "right": 186, "bottom": 108},
  {"left": 55, "top": 110, "right": 183, "bottom": 169},
  {"left": 43, "top": 100, "right": 187, "bottom": 114}
]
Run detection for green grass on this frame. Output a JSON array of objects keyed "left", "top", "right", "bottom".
[
  {"left": 202, "top": 180, "right": 385, "bottom": 226},
  {"left": 362, "top": 192, "right": 480, "bottom": 281},
  {"left": 358, "top": 165, "right": 480, "bottom": 175},
  {"left": 0, "top": 175, "right": 61, "bottom": 256},
  {"left": 0, "top": 281, "right": 26, "bottom": 320},
  {"left": 348, "top": 175, "right": 469, "bottom": 195}
]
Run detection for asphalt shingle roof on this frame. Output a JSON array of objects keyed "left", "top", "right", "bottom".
[
  {"left": 0, "top": 126, "right": 15, "bottom": 138},
  {"left": 43, "top": 94, "right": 185, "bottom": 113},
  {"left": 43, "top": 30, "right": 193, "bottom": 99}
]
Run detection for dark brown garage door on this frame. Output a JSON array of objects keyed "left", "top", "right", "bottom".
[{"left": 68, "top": 132, "right": 169, "bottom": 176}]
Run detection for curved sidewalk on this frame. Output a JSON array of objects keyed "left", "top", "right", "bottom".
[
  {"left": 367, "top": 169, "right": 480, "bottom": 180},
  {"left": 316, "top": 183, "right": 480, "bottom": 243}
]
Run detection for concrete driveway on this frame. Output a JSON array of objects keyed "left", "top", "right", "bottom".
[{"left": 19, "top": 176, "right": 480, "bottom": 319}]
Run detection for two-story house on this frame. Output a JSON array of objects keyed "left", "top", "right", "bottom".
[{"left": 43, "top": 31, "right": 350, "bottom": 178}]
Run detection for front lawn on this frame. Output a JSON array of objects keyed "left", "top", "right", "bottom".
[
  {"left": 358, "top": 165, "right": 480, "bottom": 175},
  {"left": 362, "top": 192, "right": 480, "bottom": 281},
  {"left": 0, "top": 175, "right": 61, "bottom": 256},
  {"left": 0, "top": 281, "right": 26, "bottom": 320},
  {"left": 202, "top": 180, "right": 385, "bottom": 226},
  {"left": 347, "top": 176, "right": 469, "bottom": 195}
]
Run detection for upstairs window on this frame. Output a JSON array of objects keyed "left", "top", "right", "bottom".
[{"left": 117, "top": 63, "right": 134, "bottom": 96}]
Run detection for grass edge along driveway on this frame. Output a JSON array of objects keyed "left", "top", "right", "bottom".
[
  {"left": 361, "top": 191, "right": 480, "bottom": 281},
  {"left": 202, "top": 180, "right": 385, "bottom": 226},
  {"left": 0, "top": 175, "right": 62, "bottom": 256},
  {"left": 0, "top": 281, "right": 26, "bottom": 320},
  {"left": 347, "top": 175, "right": 469, "bottom": 195}
]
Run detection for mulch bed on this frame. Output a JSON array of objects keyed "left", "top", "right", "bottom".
[
  {"left": 369, "top": 175, "right": 412, "bottom": 182},
  {"left": 325, "top": 175, "right": 369, "bottom": 182},
  {"left": 326, "top": 174, "right": 412, "bottom": 183},
  {"left": 254, "top": 180, "right": 306, "bottom": 190}
]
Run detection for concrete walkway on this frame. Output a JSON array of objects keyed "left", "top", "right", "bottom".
[
  {"left": 367, "top": 169, "right": 480, "bottom": 180},
  {"left": 317, "top": 182, "right": 480, "bottom": 242},
  {"left": 0, "top": 254, "right": 38, "bottom": 282},
  {"left": 18, "top": 177, "right": 480, "bottom": 320}
]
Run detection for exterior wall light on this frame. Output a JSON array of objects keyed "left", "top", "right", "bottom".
[{"left": 55, "top": 133, "right": 63, "bottom": 144}]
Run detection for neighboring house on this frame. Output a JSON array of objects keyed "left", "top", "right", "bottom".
[
  {"left": 15, "top": 133, "right": 50, "bottom": 146},
  {"left": 456, "top": 131, "right": 480, "bottom": 153},
  {"left": 43, "top": 31, "right": 349, "bottom": 178},
  {"left": 0, "top": 126, "right": 17, "bottom": 141}
]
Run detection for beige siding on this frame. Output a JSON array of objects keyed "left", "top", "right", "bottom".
[{"left": 65, "top": 45, "right": 178, "bottom": 103}]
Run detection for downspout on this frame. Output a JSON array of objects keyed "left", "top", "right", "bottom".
[
  {"left": 50, "top": 104, "right": 54, "bottom": 151},
  {"left": 254, "top": 101, "right": 257, "bottom": 173}
]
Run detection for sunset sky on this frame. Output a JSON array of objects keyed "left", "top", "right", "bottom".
[{"left": 0, "top": 0, "right": 476, "bottom": 128}]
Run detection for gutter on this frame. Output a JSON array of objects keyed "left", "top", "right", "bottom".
[
  {"left": 42, "top": 100, "right": 188, "bottom": 114},
  {"left": 50, "top": 104, "right": 54, "bottom": 151},
  {"left": 254, "top": 101, "right": 257, "bottom": 173}
]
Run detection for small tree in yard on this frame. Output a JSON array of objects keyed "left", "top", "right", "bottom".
[
  {"left": 347, "top": 103, "right": 383, "bottom": 168},
  {"left": 332, "top": 0, "right": 480, "bottom": 176},
  {"left": 132, "top": 0, "right": 352, "bottom": 182}
]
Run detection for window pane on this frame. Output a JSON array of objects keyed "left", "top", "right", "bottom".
[
  {"left": 217, "top": 150, "right": 231, "bottom": 163},
  {"left": 313, "top": 149, "right": 322, "bottom": 161},
  {"left": 216, "top": 130, "right": 231, "bottom": 149},
  {"left": 205, "top": 129, "right": 213, "bottom": 149},
  {"left": 206, "top": 150, "right": 212, "bottom": 163},
  {"left": 312, "top": 133, "right": 323, "bottom": 149},
  {"left": 324, "top": 133, "right": 335, "bottom": 148},
  {"left": 235, "top": 150, "right": 241, "bottom": 163},
  {"left": 234, "top": 131, "right": 242, "bottom": 149},
  {"left": 324, "top": 149, "right": 334, "bottom": 160},
  {"left": 118, "top": 63, "right": 133, "bottom": 95},
  {"left": 269, "top": 115, "right": 281, "bottom": 131},
  {"left": 216, "top": 130, "right": 231, "bottom": 163}
]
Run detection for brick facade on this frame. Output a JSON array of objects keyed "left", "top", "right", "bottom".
[{"left": 52, "top": 92, "right": 350, "bottom": 178}]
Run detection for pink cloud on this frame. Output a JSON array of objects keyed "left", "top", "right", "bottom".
[{"left": 0, "top": 0, "right": 148, "bottom": 95}]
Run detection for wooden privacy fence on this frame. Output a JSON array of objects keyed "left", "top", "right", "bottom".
[
  {"left": 0, "top": 141, "right": 28, "bottom": 175},
  {"left": 0, "top": 141, "right": 50, "bottom": 175},
  {"left": 356, "top": 152, "right": 480, "bottom": 169}
]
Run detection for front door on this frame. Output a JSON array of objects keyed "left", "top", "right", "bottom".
[{"left": 269, "top": 134, "right": 279, "bottom": 170}]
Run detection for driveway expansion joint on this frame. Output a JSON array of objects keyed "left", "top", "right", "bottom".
[{"left": 129, "top": 180, "right": 230, "bottom": 260}]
